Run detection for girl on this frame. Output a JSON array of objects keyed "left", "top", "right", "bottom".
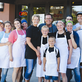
[
  {"left": 8, "top": 18, "right": 26, "bottom": 82},
  {"left": 0, "top": 21, "right": 12, "bottom": 82},
  {"left": 55, "top": 21, "right": 72, "bottom": 82},
  {"left": 36, "top": 25, "right": 49, "bottom": 82}
]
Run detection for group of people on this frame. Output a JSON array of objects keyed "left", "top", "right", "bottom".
[{"left": 0, "top": 12, "right": 82, "bottom": 82}]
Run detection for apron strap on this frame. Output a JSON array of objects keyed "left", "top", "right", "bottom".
[
  {"left": 2, "top": 33, "right": 5, "bottom": 38},
  {"left": 16, "top": 29, "right": 25, "bottom": 36},
  {"left": 22, "top": 30, "right": 25, "bottom": 35},
  {"left": 56, "top": 31, "right": 66, "bottom": 38},
  {"left": 16, "top": 29, "right": 19, "bottom": 36}
]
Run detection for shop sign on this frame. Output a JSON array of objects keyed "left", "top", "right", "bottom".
[
  {"left": 19, "top": 10, "right": 28, "bottom": 17},
  {"left": 53, "top": 14, "right": 63, "bottom": 17}
]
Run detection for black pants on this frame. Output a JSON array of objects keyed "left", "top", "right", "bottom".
[{"left": 20, "top": 67, "right": 26, "bottom": 82}]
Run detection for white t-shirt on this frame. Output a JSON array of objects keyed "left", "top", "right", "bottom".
[{"left": 75, "top": 23, "right": 82, "bottom": 30}]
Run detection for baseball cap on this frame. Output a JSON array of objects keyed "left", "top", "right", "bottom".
[
  {"left": 21, "top": 19, "right": 27, "bottom": 24},
  {"left": 76, "top": 12, "right": 82, "bottom": 16}
]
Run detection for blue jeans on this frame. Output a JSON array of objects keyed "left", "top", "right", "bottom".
[
  {"left": 25, "top": 59, "right": 36, "bottom": 80},
  {"left": 1, "top": 68, "right": 8, "bottom": 82},
  {"left": 67, "top": 67, "right": 81, "bottom": 82},
  {"left": 45, "top": 75, "right": 58, "bottom": 80}
]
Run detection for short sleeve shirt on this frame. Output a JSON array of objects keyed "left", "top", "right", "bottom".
[
  {"left": 44, "top": 47, "right": 60, "bottom": 58},
  {"left": 25, "top": 25, "right": 41, "bottom": 59},
  {"left": 39, "top": 23, "right": 57, "bottom": 33},
  {"left": 8, "top": 29, "right": 26, "bottom": 43}
]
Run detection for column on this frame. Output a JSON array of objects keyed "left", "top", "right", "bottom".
[
  {"left": 28, "top": 3, "right": 33, "bottom": 26},
  {"left": 63, "top": 0, "right": 72, "bottom": 19}
]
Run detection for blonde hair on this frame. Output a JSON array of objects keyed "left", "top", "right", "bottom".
[
  {"left": 41, "top": 25, "right": 49, "bottom": 30},
  {"left": 32, "top": 14, "right": 40, "bottom": 20}
]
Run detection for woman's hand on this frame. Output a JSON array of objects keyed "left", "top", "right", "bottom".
[
  {"left": 57, "top": 67, "right": 59, "bottom": 72},
  {"left": 6, "top": 42, "right": 11, "bottom": 46},
  {"left": 38, "top": 58, "right": 42, "bottom": 65},
  {"left": 36, "top": 50, "right": 40, "bottom": 57},
  {"left": 67, "top": 58, "right": 71, "bottom": 64},
  {"left": 70, "top": 34, "right": 73, "bottom": 39},
  {"left": 43, "top": 66, "right": 46, "bottom": 71},
  {"left": 9, "top": 55, "right": 13, "bottom": 61}
]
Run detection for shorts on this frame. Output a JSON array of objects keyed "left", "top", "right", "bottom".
[{"left": 45, "top": 75, "right": 58, "bottom": 80}]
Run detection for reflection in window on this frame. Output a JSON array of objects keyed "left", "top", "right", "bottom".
[
  {"left": 50, "top": 6, "right": 64, "bottom": 21},
  {"left": 33, "top": 7, "right": 45, "bottom": 14}
]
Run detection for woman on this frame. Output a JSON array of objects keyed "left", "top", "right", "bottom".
[
  {"left": 54, "top": 21, "right": 72, "bottom": 82},
  {"left": 8, "top": 18, "right": 26, "bottom": 82},
  {"left": 66, "top": 21, "right": 81, "bottom": 82},
  {"left": 25, "top": 14, "right": 41, "bottom": 82},
  {"left": 0, "top": 21, "right": 12, "bottom": 82}
]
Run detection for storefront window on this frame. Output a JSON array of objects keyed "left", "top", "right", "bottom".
[
  {"left": 21, "top": 5, "right": 28, "bottom": 21},
  {"left": 50, "top": 6, "right": 64, "bottom": 22},
  {"left": 72, "top": 6, "right": 82, "bottom": 24},
  {"left": 33, "top": 7, "right": 45, "bottom": 14}
]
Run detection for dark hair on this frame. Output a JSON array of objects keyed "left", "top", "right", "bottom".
[
  {"left": 14, "top": 18, "right": 21, "bottom": 24},
  {"left": 66, "top": 15, "right": 73, "bottom": 19},
  {"left": 14, "top": 18, "right": 23, "bottom": 29},
  {"left": 45, "top": 13, "right": 53, "bottom": 19},
  {"left": 4, "top": 21, "right": 12, "bottom": 26}
]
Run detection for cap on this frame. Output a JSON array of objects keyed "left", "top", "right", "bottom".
[
  {"left": 21, "top": 19, "right": 27, "bottom": 24},
  {"left": 76, "top": 12, "right": 82, "bottom": 16},
  {"left": 0, "top": 20, "right": 3, "bottom": 23}
]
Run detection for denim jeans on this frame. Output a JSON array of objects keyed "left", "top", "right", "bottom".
[
  {"left": 1, "top": 68, "right": 8, "bottom": 82},
  {"left": 67, "top": 67, "right": 81, "bottom": 82},
  {"left": 25, "top": 59, "right": 36, "bottom": 80}
]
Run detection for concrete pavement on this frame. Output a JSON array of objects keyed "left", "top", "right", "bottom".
[{"left": 4, "top": 65, "right": 75, "bottom": 82}]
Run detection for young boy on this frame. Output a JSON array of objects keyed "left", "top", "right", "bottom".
[
  {"left": 36, "top": 25, "right": 49, "bottom": 82},
  {"left": 43, "top": 36, "right": 60, "bottom": 82}
]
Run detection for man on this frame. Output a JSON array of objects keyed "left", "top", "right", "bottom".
[
  {"left": 20, "top": 19, "right": 28, "bottom": 82},
  {"left": 74, "top": 12, "right": 82, "bottom": 31},
  {"left": 74, "top": 12, "right": 82, "bottom": 82},
  {"left": 21, "top": 19, "right": 28, "bottom": 30},
  {"left": 39, "top": 13, "right": 57, "bottom": 33}
]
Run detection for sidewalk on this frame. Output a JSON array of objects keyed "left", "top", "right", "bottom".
[{"left": 5, "top": 65, "right": 75, "bottom": 82}]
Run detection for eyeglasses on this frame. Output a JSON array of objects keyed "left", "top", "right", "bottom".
[
  {"left": 45, "top": 18, "right": 52, "bottom": 20},
  {"left": 66, "top": 19, "right": 72, "bottom": 20}
]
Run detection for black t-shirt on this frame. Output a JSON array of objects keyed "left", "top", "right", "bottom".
[
  {"left": 44, "top": 47, "right": 60, "bottom": 58},
  {"left": 25, "top": 25, "right": 41, "bottom": 59},
  {"left": 42, "top": 37, "right": 47, "bottom": 44},
  {"left": 48, "top": 31, "right": 70, "bottom": 41}
]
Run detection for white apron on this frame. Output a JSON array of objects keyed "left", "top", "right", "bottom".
[
  {"left": 45, "top": 47, "right": 58, "bottom": 76},
  {"left": 10, "top": 29, "right": 26, "bottom": 67},
  {"left": 77, "top": 30, "right": 82, "bottom": 63},
  {"left": 55, "top": 32, "right": 68, "bottom": 73},
  {"left": 0, "top": 33, "right": 10, "bottom": 68},
  {"left": 68, "top": 31, "right": 80, "bottom": 69},
  {"left": 36, "top": 36, "right": 48, "bottom": 77}
]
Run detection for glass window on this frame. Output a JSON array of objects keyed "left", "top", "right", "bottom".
[
  {"left": 33, "top": 7, "right": 45, "bottom": 14},
  {"left": 50, "top": 6, "right": 64, "bottom": 21},
  {"left": 72, "top": 6, "right": 82, "bottom": 24}
]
